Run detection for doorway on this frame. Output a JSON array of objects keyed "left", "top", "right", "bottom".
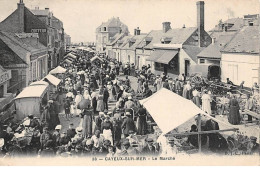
[{"left": 185, "top": 60, "right": 190, "bottom": 76}]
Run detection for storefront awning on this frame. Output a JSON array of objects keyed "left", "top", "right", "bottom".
[
  {"left": 147, "top": 50, "right": 178, "bottom": 64},
  {"left": 156, "top": 50, "right": 178, "bottom": 64},
  {"left": 146, "top": 50, "right": 164, "bottom": 62}
]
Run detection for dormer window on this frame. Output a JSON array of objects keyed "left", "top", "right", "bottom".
[
  {"left": 161, "top": 37, "right": 172, "bottom": 44},
  {"left": 104, "top": 27, "right": 107, "bottom": 31},
  {"left": 144, "top": 37, "right": 152, "bottom": 45}
]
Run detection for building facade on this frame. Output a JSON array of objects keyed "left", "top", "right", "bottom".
[{"left": 96, "top": 17, "right": 129, "bottom": 52}]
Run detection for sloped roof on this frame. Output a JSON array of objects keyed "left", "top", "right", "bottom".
[
  {"left": 210, "top": 18, "right": 244, "bottom": 32},
  {"left": 167, "top": 27, "right": 197, "bottom": 44},
  {"left": 138, "top": 27, "right": 196, "bottom": 50},
  {"left": 221, "top": 26, "right": 259, "bottom": 54},
  {"left": 198, "top": 33, "right": 235, "bottom": 59},
  {"left": 183, "top": 45, "right": 205, "bottom": 63},
  {"left": 142, "top": 30, "right": 164, "bottom": 49},
  {"left": 121, "top": 34, "right": 147, "bottom": 50},
  {"left": 107, "top": 33, "right": 125, "bottom": 46},
  {"left": 96, "top": 17, "right": 129, "bottom": 34},
  {"left": 117, "top": 35, "right": 133, "bottom": 49}
]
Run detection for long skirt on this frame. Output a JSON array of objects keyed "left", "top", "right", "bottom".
[
  {"left": 82, "top": 115, "right": 92, "bottom": 138},
  {"left": 228, "top": 106, "right": 241, "bottom": 125},
  {"left": 103, "top": 129, "right": 113, "bottom": 145},
  {"left": 192, "top": 96, "right": 200, "bottom": 107},
  {"left": 96, "top": 100, "right": 105, "bottom": 112},
  {"left": 136, "top": 116, "right": 147, "bottom": 135}
]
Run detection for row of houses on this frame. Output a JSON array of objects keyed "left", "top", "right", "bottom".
[
  {"left": 0, "top": 0, "right": 70, "bottom": 119},
  {"left": 99, "top": 1, "right": 260, "bottom": 88}
]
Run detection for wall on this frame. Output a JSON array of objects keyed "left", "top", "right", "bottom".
[
  {"left": 120, "top": 49, "right": 128, "bottom": 64},
  {"left": 180, "top": 48, "right": 197, "bottom": 75},
  {"left": 221, "top": 53, "right": 259, "bottom": 87},
  {"left": 126, "top": 49, "right": 135, "bottom": 65}
]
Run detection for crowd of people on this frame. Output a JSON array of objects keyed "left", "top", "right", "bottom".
[{"left": 0, "top": 51, "right": 259, "bottom": 158}]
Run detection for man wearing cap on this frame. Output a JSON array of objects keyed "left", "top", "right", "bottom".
[
  {"left": 247, "top": 136, "right": 259, "bottom": 154},
  {"left": 142, "top": 138, "right": 156, "bottom": 156},
  {"left": 67, "top": 123, "right": 76, "bottom": 139},
  {"left": 52, "top": 125, "right": 62, "bottom": 148},
  {"left": 121, "top": 112, "right": 136, "bottom": 138},
  {"left": 124, "top": 96, "right": 136, "bottom": 110},
  {"left": 120, "top": 139, "right": 138, "bottom": 156}
]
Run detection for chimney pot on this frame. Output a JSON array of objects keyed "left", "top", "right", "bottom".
[
  {"left": 162, "top": 22, "right": 171, "bottom": 33},
  {"left": 183, "top": 24, "right": 186, "bottom": 28},
  {"left": 45, "top": 8, "right": 49, "bottom": 10}
]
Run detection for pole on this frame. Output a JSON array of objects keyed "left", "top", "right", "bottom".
[{"left": 198, "top": 114, "right": 202, "bottom": 153}]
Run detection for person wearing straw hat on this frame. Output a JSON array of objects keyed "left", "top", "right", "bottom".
[
  {"left": 121, "top": 112, "right": 136, "bottom": 138},
  {"left": 52, "top": 125, "right": 62, "bottom": 148},
  {"left": 101, "top": 115, "right": 113, "bottom": 145}
]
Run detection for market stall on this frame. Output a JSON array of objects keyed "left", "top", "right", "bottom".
[
  {"left": 49, "top": 66, "right": 67, "bottom": 75},
  {"left": 140, "top": 88, "right": 238, "bottom": 153},
  {"left": 14, "top": 82, "right": 49, "bottom": 121}
]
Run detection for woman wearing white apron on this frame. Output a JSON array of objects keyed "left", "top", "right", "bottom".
[{"left": 101, "top": 115, "right": 113, "bottom": 145}]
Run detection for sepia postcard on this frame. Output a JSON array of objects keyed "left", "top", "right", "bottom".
[{"left": 0, "top": 0, "right": 259, "bottom": 166}]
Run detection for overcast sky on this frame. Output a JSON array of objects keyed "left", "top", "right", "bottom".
[{"left": 0, "top": 0, "right": 259, "bottom": 43}]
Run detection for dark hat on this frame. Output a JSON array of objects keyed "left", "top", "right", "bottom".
[
  {"left": 250, "top": 136, "right": 257, "bottom": 141},
  {"left": 103, "top": 139, "right": 111, "bottom": 146},
  {"left": 145, "top": 138, "right": 153, "bottom": 142}
]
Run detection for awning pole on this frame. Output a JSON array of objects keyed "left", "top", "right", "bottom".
[{"left": 198, "top": 114, "right": 202, "bottom": 153}]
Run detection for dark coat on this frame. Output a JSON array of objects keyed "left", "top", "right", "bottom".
[
  {"left": 121, "top": 117, "right": 136, "bottom": 135},
  {"left": 67, "top": 128, "right": 76, "bottom": 139}
]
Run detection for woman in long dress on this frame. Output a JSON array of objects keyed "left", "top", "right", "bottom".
[
  {"left": 228, "top": 95, "right": 241, "bottom": 125},
  {"left": 82, "top": 106, "right": 93, "bottom": 138},
  {"left": 201, "top": 90, "right": 212, "bottom": 115},
  {"left": 192, "top": 89, "right": 201, "bottom": 107},
  {"left": 136, "top": 106, "right": 147, "bottom": 135},
  {"left": 96, "top": 93, "right": 105, "bottom": 114}
]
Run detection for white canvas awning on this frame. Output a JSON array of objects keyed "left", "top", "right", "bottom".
[
  {"left": 43, "top": 74, "right": 61, "bottom": 86},
  {"left": 140, "top": 88, "right": 236, "bottom": 134},
  {"left": 140, "top": 88, "right": 204, "bottom": 134},
  {"left": 49, "top": 66, "right": 67, "bottom": 74},
  {"left": 15, "top": 85, "right": 48, "bottom": 99}
]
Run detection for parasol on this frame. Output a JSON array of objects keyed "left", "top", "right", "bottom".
[{"left": 77, "top": 99, "right": 91, "bottom": 109}]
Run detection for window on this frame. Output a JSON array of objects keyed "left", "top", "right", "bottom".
[
  {"left": 249, "top": 22, "right": 254, "bottom": 26},
  {"left": 104, "top": 27, "right": 107, "bottom": 31},
  {"left": 200, "top": 59, "right": 205, "bottom": 64}
]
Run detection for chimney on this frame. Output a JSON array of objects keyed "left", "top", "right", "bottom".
[
  {"left": 162, "top": 22, "right": 171, "bottom": 33},
  {"left": 17, "top": 0, "right": 25, "bottom": 33},
  {"left": 136, "top": 27, "right": 141, "bottom": 35},
  {"left": 197, "top": 1, "right": 205, "bottom": 47}
]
